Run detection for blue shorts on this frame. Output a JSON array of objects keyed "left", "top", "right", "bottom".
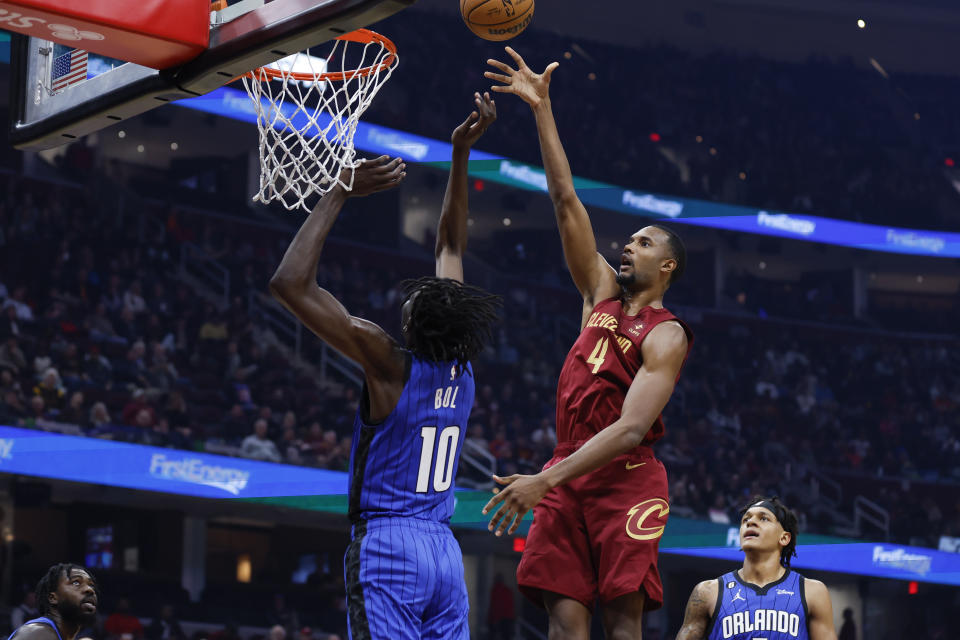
[{"left": 344, "top": 517, "right": 469, "bottom": 640}]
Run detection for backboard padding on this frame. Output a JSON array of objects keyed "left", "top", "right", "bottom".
[{"left": 8, "top": 0, "right": 415, "bottom": 150}]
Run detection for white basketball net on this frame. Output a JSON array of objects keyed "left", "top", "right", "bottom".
[{"left": 241, "top": 31, "right": 398, "bottom": 212}]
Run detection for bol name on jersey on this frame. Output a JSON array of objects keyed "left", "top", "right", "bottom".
[
  {"left": 348, "top": 356, "right": 475, "bottom": 522},
  {"left": 708, "top": 569, "right": 810, "bottom": 640}
]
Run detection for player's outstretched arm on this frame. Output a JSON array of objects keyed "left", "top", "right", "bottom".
[
  {"left": 436, "top": 92, "right": 497, "bottom": 282},
  {"left": 675, "top": 580, "right": 718, "bottom": 640},
  {"left": 270, "top": 155, "right": 406, "bottom": 374},
  {"left": 486, "top": 47, "right": 618, "bottom": 314},
  {"left": 805, "top": 578, "right": 838, "bottom": 640},
  {"left": 483, "top": 321, "right": 688, "bottom": 535}
]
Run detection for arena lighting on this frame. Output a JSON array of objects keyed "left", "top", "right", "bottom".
[
  {"left": 170, "top": 142, "right": 179, "bottom": 151},
  {"left": 237, "top": 554, "right": 252, "bottom": 583},
  {"left": 117, "top": 130, "right": 126, "bottom": 138},
  {"left": 649, "top": 132, "right": 661, "bottom": 142},
  {"left": 908, "top": 581, "right": 919, "bottom": 595},
  {"left": 857, "top": 18, "right": 866, "bottom": 29},
  {"left": 502, "top": 217, "right": 512, "bottom": 226},
  {"left": 136, "top": 144, "right": 144, "bottom": 153}
]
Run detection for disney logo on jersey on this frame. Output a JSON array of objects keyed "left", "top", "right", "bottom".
[{"left": 625, "top": 498, "right": 669, "bottom": 541}]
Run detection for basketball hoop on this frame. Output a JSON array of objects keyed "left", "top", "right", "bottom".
[{"left": 241, "top": 29, "right": 398, "bottom": 212}]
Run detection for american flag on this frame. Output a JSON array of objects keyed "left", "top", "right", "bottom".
[{"left": 51, "top": 49, "right": 88, "bottom": 92}]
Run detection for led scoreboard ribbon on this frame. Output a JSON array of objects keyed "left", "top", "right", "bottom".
[{"left": 176, "top": 85, "right": 960, "bottom": 259}]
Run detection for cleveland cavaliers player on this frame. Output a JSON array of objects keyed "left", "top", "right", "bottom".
[{"left": 482, "top": 47, "right": 693, "bottom": 640}]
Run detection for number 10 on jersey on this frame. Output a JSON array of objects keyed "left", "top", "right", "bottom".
[{"left": 416, "top": 425, "right": 461, "bottom": 493}]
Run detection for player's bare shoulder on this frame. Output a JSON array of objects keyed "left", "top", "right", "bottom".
[
  {"left": 657, "top": 319, "right": 689, "bottom": 341},
  {"left": 803, "top": 577, "right": 838, "bottom": 640},
  {"left": 641, "top": 319, "right": 689, "bottom": 364},
  {"left": 691, "top": 578, "right": 719, "bottom": 613},
  {"left": 803, "top": 577, "right": 831, "bottom": 608},
  {"left": 676, "top": 579, "right": 719, "bottom": 640},
  {"left": 13, "top": 623, "right": 61, "bottom": 640}
]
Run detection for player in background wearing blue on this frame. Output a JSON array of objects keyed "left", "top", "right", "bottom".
[
  {"left": 270, "top": 93, "right": 500, "bottom": 640},
  {"left": 8, "top": 564, "right": 99, "bottom": 640},
  {"left": 675, "top": 496, "right": 837, "bottom": 640}
]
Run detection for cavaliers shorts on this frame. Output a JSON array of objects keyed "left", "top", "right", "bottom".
[
  {"left": 345, "top": 517, "right": 469, "bottom": 640},
  {"left": 516, "top": 442, "right": 669, "bottom": 611}
]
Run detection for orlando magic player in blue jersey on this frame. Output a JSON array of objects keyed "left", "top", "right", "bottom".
[
  {"left": 270, "top": 93, "right": 500, "bottom": 640},
  {"left": 8, "top": 564, "right": 99, "bottom": 640},
  {"left": 675, "top": 497, "right": 837, "bottom": 640}
]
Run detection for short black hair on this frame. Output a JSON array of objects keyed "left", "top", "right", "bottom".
[
  {"left": 649, "top": 224, "right": 686, "bottom": 285},
  {"left": 35, "top": 563, "right": 97, "bottom": 616},
  {"left": 401, "top": 277, "right": 501, "bottom": 373},
  {"left": 738, "top": 495, "right": 799, "bottom": 567}
]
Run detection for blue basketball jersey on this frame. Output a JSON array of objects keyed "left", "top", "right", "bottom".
[
  {"left": 348, "top": 355, "right": 475, "bottom": 523},
  {"left": 9, "top": 618, "right": 64, "bottom": 640},
  {"left": 708, "top": 569, "right": 810, "bottom": 640}
]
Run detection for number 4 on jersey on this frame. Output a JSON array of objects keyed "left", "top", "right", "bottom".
[
  {"left": 416, "top": 425, "right": 461, "bottom": 493},
  {"left": 587, "top": 336, "right": 609, "bottom": 374}
]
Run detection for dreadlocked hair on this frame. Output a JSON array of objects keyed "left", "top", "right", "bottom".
[
  {"left": 400, "top": 276, "right": 501, "bottom": 374},
  {"left": 35, "top": 563, "right": 97, "bottom": 617}
]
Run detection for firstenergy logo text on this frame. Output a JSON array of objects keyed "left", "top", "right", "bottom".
[{"left": 149, "top": 454, "right": 250, "bottom": 495}]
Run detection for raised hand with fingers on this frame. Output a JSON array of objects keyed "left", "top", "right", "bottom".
[
  {"left": 484, "top": 46, "right": 559, "bottom": 107},
  {"left": 341, "top": 155, "right": 406, "bottom": 198},
  {"left": 451, "top": 91, "right": 497, "bottom": 150}
]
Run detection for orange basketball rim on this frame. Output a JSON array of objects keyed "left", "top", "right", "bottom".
[{"left": 246, "top": 29, "right": 397, "bottom": 83}]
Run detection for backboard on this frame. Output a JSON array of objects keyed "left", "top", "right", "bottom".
[{"left": 7, "top": 0, "right": 415, "bottom": 150}]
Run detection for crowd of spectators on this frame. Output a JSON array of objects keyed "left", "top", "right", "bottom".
[
  {"left": 0, "top": 173, "right": 358, "bottom": 472},
  {"left": 370, "top": 11, "right": 960, "bottom": 231}
]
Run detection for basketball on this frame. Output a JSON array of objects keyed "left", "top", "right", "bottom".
[{"left": 460, "top": 0, "right": 534, "bottom": 41}]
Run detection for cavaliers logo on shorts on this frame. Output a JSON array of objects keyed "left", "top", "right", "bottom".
[{"left": 625, "top": 498, "right": 670, "bottom": 540}]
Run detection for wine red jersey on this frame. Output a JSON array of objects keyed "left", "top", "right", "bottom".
[{"left": 555, "top": 297, "right": 693, "bottom": 447}]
